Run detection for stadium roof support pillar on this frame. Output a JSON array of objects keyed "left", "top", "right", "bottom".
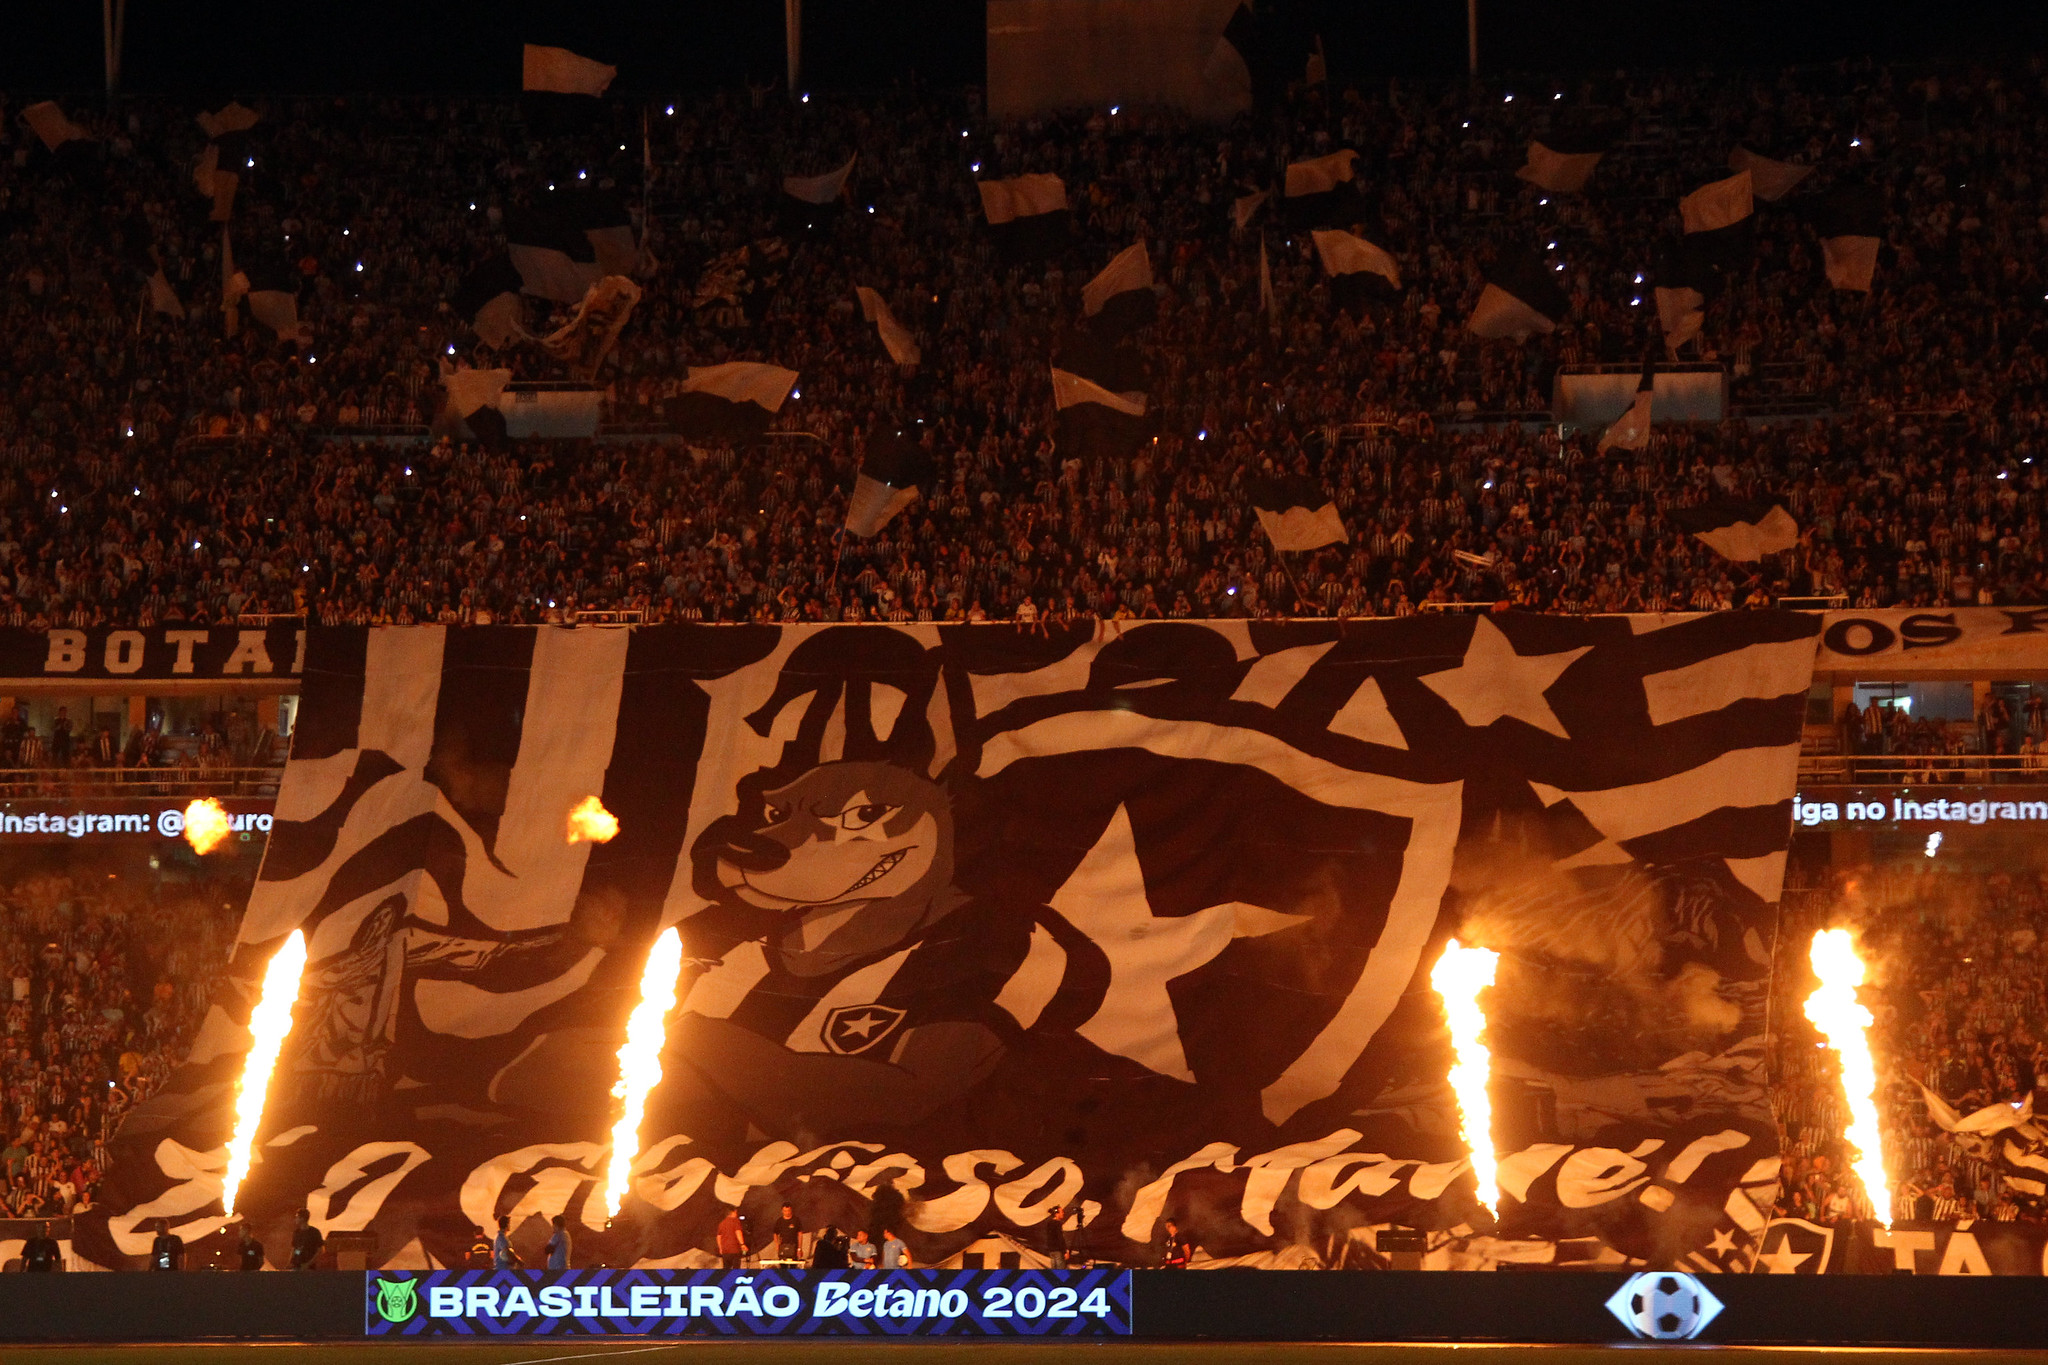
[
  {"left": 102, "top": 0, "right": 126, "bottom": 96},
  {"left": 786, "top": 0, "right": 802, "bottom": 98}
]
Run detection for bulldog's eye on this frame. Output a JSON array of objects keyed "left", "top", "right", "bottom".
[
  {"left": 764, "top": 804, "right": 789, "bottom": 823},
  {"left": 835, "top": 803, "right": 896, "bottom": 831}
]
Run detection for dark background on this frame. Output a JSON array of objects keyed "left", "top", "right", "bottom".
[{"left": 3, "top": 0, "right": 2046, "bottom": 96}]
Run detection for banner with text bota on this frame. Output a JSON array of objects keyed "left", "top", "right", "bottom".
[
  {"left": 83, "top": 616, "right": 1812, "bottom": 1272},
  {"left": 0, "top": 625, "right": 303, "bottom": 683}
]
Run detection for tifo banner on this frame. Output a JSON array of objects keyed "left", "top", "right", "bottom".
[
  {"left": 0, "top": 624, "right": 304, "bottom": 681},
  {"left": 1755, "top": 1219, "right": 2048, "bottom": 1275},
  {"left": 1813, "top": 607, "right": 2048, "bottom": 675},
  {"left": 84, "top": 616, "right": 1815, "bottom": 1272},
  {"left": 365, "top": 1268, "right": 1130, "bottom": 1336}
]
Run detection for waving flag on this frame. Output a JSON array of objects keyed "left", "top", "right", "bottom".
[
  {"left": 1081, "top": 242, "right": 1157, "bottom": 339},
  {"left": 1812, "top": 186, "right": 1883, "bottom": 292},
  {"left": 1313, "top": 228, "right": 1400, "bottom": 317},
  {"left": 1728, "top": 146, "right": 1813, "bottom": 203},
  {"left": 522, "top": 44, "right": 615, "bottom": 95},
  {"left": 1467, "top": 248, "right": 1568, "bottom": 340},
  {"left": 855, "top": 287, "right": 921, "bottom": 367},
  {"left": 847, "top": 428, "right": 934, "bottom": 537},
  {"left": 1598, "top": 360, "right": 1655, "bottom": 452},
  {"left": 979, "top": 174, "right": 1071, "bottom": 262},
  {"left": 669, "top": 362, "right": 798, "bottom": 440},
  {"left": 1283, "top": 149, "right": 1360, "bottom": 227},
  {"left": 1250, "top": 474, "right": 1346, "bottom": 552}
]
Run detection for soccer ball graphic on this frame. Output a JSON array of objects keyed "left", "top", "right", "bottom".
[{"left": 1604, "top": 1272, "right": 1724, "bottom": 1340}]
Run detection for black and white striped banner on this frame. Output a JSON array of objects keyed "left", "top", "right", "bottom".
[{"left": 86, "top": 614, "right": 1817, "bottom": 1272}]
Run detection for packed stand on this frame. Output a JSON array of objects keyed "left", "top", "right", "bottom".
[
  {"left": 0, "top": 870, "right": 243, "bottom": 1219},
  {"left": 1771, "top": 861, "right": 2048, "bottom": 1226},
  {"left": 1, "top": 61, "right": 2048, "bottom": 625}
]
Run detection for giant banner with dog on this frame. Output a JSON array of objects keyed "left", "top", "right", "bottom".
[{"left": 82, "top": 615, "right": 1816, "bottom": 1271}]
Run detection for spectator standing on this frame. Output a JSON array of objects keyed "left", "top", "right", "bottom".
[
  {"left": 290, "top": 1208, "right": 324, "bottom": 1270},
  {"left": 715, "top": 1206, "right": 746, "bottom": 1270},
  {"left": 21, "top": 1221, "right": 60, "bottom": 1272}
]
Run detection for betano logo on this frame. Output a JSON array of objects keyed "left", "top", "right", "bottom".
[{"left": 375, "top": 1277, "right": 420, "bottom": 1324}]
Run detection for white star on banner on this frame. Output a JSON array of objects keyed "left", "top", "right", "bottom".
[
  {"left": 1755, "top": 1239, "right": 1811, "bottom": 1274},
  {"left": 1048, "top": 804, "right": 1306, "bottom": 1082},
  {"left": 1419, "top": 617, "right": 1590, "bottom": 738}
]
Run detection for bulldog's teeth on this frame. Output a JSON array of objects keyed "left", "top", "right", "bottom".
[{"left": 845, "top": 848, "right": 908, "bottom": 894}]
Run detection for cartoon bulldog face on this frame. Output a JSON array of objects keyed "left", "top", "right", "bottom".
[{"left": 716, "top": 762, "right": 950, "bottom": 914}]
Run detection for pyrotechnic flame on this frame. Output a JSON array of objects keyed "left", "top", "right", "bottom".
[
  {"left": 1805, "top": 928, "right": 1892, "bottom": 1227},
  {"left": 1430, "top": 938, "right": 1501, "bottom": 1218},
  {"left": 567, "top": 795, "right": 620, "bottom": 844},
  {"left": 183, "top": 797, "right": 232, "bottom": 855},
  {"left": 600, "top": 927, "right": 683, "bottom": 1219},
  {"left": 220, "top": 930, "right": 308, "bottom": 1217}
]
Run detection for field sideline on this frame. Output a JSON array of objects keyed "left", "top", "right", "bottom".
[{"left": 7, "top": 1345, "right": 2048, "bottom": 1365}]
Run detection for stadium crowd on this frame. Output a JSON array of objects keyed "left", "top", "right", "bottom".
[
  {"left": 1773, "top": 860, "right": 2048, "bottom": 1226},
  {"left": 0, "top": 868, "right": 239, "bottom": 1219},
  {"left": 0, "top": 58, "right": 2045, "bottom": 627}
]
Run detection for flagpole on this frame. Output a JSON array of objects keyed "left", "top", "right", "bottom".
[
  {"left": 1275, "top": 550, "right": 1314, "bottom": 617},
  {"left": 1466, "top": 0, "right": 1479, "bottom": 77}
]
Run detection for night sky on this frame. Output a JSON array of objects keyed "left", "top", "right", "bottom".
[{"left": 3, "top": 0, "right": 2044, "bottom": 96}]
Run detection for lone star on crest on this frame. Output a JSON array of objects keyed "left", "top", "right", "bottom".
[
  {"left": 1048, "top": 804, "right": 1309, "bottom": 1082},
  {"left": 1754, "top": 1239, "right": 1811, "bottom": 1274},
  {"left": 1419, "top": 616, "right": 1590, "bottom": 738},
  {"left": 837, "top": 1011, "right": 886, "bottom": 1039}
]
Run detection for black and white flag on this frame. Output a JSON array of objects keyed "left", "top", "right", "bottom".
[
  {"left": 855, "top": 287, "right": 920, "bottom": 367},
  {"left": 1312, "top": 229, "right": 1400, "bottom": 317},
  {"left": 784, "top": 154, "right": 856, "bottom": 206},
  {"left": 1922, "top": 1086, "right": 2048, "bottom": 1198},
  {"left": 1653, "top": 237, "right": 1719, "bottom": 359},
  {"left": 506, "top": 199, "right": 601, "bottom": 305},
  {"left": 1467, "top": 248, "right": 1568, "bottom": 340},
  {"left": 1811, "top": 186, "right": 1883, "bottom": 293},
  {"left": 1598, "top": 361, "right": 1655, "bottom": 453},
  {"left": 538, "top": 276, "right": 642, "bottom": 380},
  {"left": 1681, "top": 170, "right": 1756, "bottom": 269},
  {"left": 522, "top": 44, "right": 616, "bottom": 95},
  {"left": 1728, "top": 146, "right": 1813, "bottom": 203},
  {"left": 84, "top": 612, "right": 1813, "bottom": 1272},
  {"left": 191, "top": 103, "right": 258, "bottom": 224},
  {"left": 439, "top": 367, "right": 512, "bottom": 449},
  {"left": 1517, "top": 126, "right": 1612, "bottom": 195},
  {"left": 1670, "top": 499, "right": 1799, "bottom": 561},
  {"left": 452, "top": 255, "right": 530, "bottom": 349},
  {"left": 21, "top": 101, "right": 90, "bottom": 153},
  {"left": 1051, "top": 362, "right": 1149, "bottom": 461},
  {"left": 846, "top": 428, "right": 934, "bottom": 538},
  {"left": 1233, "top": 188, "right": 1270, "bottom": 232},
  {"left": 669, "top": 363, "right": 798, "bottom": 440},
  {"left": 979, "top": 174, "right": 1071, "bottom": 262},
  {"left": 1249, "top": 474, "right": 1347, "bottom": 552},
  {"left": 1081, "top": 242, "right": 1157, "bottom": 340},
  {"left": 1283, "top": 149, "right": 1360, "bottom": 227}
]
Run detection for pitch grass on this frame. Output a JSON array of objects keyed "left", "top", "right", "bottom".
[{"left": 6, "top": 1346, "right": 2048, "bottom": 1365}]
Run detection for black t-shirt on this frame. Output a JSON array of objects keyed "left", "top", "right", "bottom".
[
  {"left": 239, "top": 1237, "right": 266, "bottom": 1271},
  {"left": 21, "top": 1236, "right": 60, "bottom": 1272},
  {"left": 150, "top": 1232, "right": 183, "bottom": 1270},
  {"left": 290, "top": 1225, "right": 324, "bottom": 1268}
]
